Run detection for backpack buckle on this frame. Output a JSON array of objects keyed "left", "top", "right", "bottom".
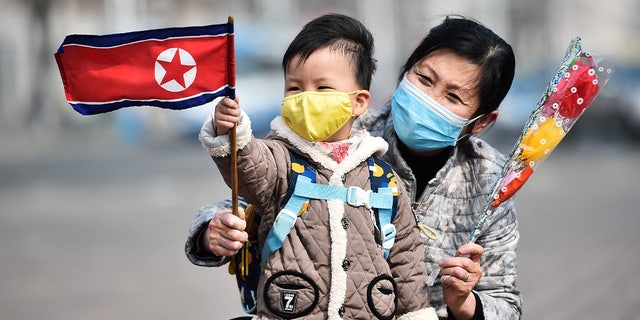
[
  {"left": 381, "top": 224, "right": 396, "bottom": 250},
  {"left": 275, "top": 208, "right": 298, "bottom": 225},
  {"left": 346, "top": 186, "right": 372, "bottom": 209}
]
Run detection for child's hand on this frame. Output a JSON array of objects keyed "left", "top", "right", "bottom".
[{"left": 214, "top": 97, "right": 241, "bottom": 136}]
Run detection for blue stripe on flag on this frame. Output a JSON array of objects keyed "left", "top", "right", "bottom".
[
  {"left": 56, "top": 23, "right": 233, "bottom": 52},
  {"left": 69, "top": 86, "right": 234, "bottom": 115}
]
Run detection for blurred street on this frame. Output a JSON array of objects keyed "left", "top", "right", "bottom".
[
  {"left": 1, "top": 1, "right": 639, "bottom": 319},
  {"left": 1, "top": 125, "right": 639, "bottom": 320}
]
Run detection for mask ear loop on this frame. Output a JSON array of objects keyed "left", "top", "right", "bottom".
[
  {"left": 455, "top": 113, "right": 485, "bottom": 142},
  {"left": 348, "top": 89, "right": 366, "bottom": 117}
]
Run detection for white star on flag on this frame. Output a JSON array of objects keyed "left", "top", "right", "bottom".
[{"left": 154, "top": 48, "right": 197, "bottom": 92}]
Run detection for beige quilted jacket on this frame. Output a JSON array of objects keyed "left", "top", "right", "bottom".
[{"left": 200, "top": 112, "right": 437, "bottom": 320}]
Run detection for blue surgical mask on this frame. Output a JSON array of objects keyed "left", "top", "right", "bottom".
[{"left": 391, "top": 74, "right": 481, "bottom": 151}]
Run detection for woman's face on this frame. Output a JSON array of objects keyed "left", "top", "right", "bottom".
[{"left": 406, "top": 48, "right": 481, "bottom": 119}]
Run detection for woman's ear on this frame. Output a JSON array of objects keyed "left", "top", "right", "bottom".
[
  {"left": 352, "top": 90, "right": 370, "bottom": 116},
  {"left": 471, "top": 110, "right": 498, "bottom": 134}
]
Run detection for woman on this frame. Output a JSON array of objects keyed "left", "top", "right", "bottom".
[{"left": 187, "top": 16, "right": 521, "bottom": 319}]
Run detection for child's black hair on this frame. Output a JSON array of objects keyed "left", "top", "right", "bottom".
[{"left": 282, "top": 13, "right": 376, "bottom": 90}]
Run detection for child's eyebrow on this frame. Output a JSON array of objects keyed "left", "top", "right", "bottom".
[
  {"left": 313, "top": 75, "right": 334, "bottom": 83},
  {"left": 283, "top": 74, "right": 301, "bottom": 82}
]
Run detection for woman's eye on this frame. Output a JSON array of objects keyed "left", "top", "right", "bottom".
[
  {"left": 447, "top": 93, "right": 464, "bottom": 104},
  {"left": 414, "top": 72, "right": 433, "bottom": 85}
]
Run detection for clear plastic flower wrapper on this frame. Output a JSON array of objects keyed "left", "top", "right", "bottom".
[
  {"left": 468, "top": 37, "right": 614, "bottom": 242},
  {"left": 424, "top": 36, "right": 613, "bottom": 287}
]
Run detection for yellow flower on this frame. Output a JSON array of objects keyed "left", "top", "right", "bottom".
[{"left": 519, "top": 117, "right": 566, "bottom": 162}]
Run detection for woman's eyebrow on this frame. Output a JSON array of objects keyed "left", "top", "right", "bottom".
[
  {"left": 414, "top": 65, "right": 438, "bottom": 82},
  {"left": 416, "top": 66, "right": 472, "bottom": 102}
]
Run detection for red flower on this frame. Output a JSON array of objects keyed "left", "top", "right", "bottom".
[
  {"left": 491, "top": 165, "right": 534, "bottom": 208},
  {"left": 543, "top": 55, "right": 601, "bottom": 119}
]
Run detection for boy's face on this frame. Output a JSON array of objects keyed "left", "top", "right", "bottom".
[
  {"left": 284, "top": 46, "right": 359, "bottom": 95},
  {"left": 283, "top": 47, "right": 369, "bottom": 142}
]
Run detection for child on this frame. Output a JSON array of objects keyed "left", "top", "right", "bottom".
[{"left": 200, "top": 14, "right": 436, "bottom": 320}]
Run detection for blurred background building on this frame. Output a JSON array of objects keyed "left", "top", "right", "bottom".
[
  {"left": 2, "top": 1, "right": 640, "bottom": 320},
  {"left": 1, "top": 0, "right": 639, "bottom": 144}
]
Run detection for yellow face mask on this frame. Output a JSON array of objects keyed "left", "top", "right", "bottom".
[{"left": 281, "top": 90, "right": 358, "bottom": 142}]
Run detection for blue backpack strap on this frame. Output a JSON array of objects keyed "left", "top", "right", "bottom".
[
  {"left": 367, "top": 156, "right": 398, "bottom": 259},
  {"left": 261, "top": 152, "right": 315, "bottom": 264},
  {"left": 291, "top": 157, "right": 397, "bottom": 259},
  {"left": 262, "top": 152, "right": 399, "bottom": 263},
  {"left": 293, "top": 178, "right": 393, "bottom": 210}
]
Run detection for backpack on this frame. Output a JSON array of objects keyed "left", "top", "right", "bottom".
[{"left": 228, "top": 151, "right": 399, "bottom": 314}]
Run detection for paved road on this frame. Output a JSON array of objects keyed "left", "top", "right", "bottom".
[{"left": 1, "top": 129, "right": 639, "bottom": 319}]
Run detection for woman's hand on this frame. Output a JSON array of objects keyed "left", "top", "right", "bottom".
[
  {"left": 439, "top": 242, "right": 484, "bottom": 319},
  {"left": 202, "top": 207, "right": 248, "bottom": 257}
]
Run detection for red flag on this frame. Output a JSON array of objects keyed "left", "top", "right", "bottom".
[{"left": 54, "top": 23, "right": 235, "bottom": 115}]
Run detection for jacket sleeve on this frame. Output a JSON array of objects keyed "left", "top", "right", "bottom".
[
  {"left": 199, "top": 110, "right": 288, "bottom": 219},
  {"left": 387, "top": 176, "right": 438, "bottom": 319},
  {"left": 473, "top": 198, "right": 522, "bottom": 319},
  {"left": 184, "top": 198, "right": 248, "bottom": 267}
]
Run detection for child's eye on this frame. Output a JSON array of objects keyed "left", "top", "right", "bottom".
[
  {"left": 287, "top": 86, "right": 301, "bottom": 93},
  {"left": 317, "top": 86, "right": 333, "bottom": 91}
]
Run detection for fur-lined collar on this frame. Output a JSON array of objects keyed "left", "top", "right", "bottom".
[{"left": 270, "top": 116, "right": 388, "bottom": 175}]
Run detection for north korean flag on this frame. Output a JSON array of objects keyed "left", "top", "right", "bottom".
[{"left": 54, "top": 22, "right": 235, "bottom": 115}]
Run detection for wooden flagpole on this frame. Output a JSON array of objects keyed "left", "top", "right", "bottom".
[{"left": 227, "top": 16, "right": 242, "bottom": 219}]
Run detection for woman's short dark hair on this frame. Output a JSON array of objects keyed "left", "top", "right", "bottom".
[
  {"left": 282, "top": 13, "right": 377, "bottom": 90},
  {"left": 399, "top": 16, "right": 515, "bottom": 116}
]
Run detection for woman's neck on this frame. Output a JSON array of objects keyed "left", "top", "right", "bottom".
[
  {"left": 398, "top": 141, "right": 452, "bottom": 196},
  {"left": 401, "top": 144, "right": 447, "bottom": 158}
]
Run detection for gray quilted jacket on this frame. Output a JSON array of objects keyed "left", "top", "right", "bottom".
[
  {"left": 357, "top": 105, "right": 523, "bottom": 319},
  {"left": 198, "top": 112, "right": 437, "bottom": 320}
]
